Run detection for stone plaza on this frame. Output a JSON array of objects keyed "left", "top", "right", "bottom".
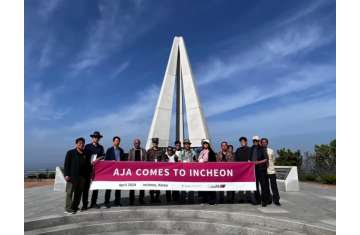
[{"left": 25, "top": 182, "right": 335, "bottom": 234}]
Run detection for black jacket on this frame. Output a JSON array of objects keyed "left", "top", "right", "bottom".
[
  {"left": 84, "top": 143, "right": 105, "bottom": 158},
  {"left": 249, "top": 145, "right": 269, "bottom": 170},
  {"left": 105, "top": 146, "right": 125, "bottom": 161},
  {"left": 235, "top": 146, "right": 251, "bottom": 162},
  {"left": 208, "top": 149, "right": 217, "bottom": 162},
  {"left": 64, "top": 148, "right": 90, "bottom": 180}
]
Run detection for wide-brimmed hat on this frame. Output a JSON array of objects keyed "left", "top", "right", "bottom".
[
  {"left": 201, "top": 139, "right": 210, "bottom": 145},
  {"left": 90, "top": 131, "right": 103, "bottom": 138},
  {"left": 152, "top": 137, "right": 159, "bottom": 144},
  {"left": 183, "top": 139, "right": 192, "bottom": 144},
  {"left": 252, "top": 135, "right": 260, "bottom": 141}
]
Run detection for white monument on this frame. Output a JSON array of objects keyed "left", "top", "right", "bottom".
[{"left": 146, "top": 36, "right": 210, "bottom": 149}]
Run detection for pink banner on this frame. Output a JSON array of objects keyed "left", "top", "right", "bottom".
[{"left": 90, "top": 161, "right": 256, "bottom": 191}]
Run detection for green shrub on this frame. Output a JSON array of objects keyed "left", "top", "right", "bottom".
[
  {"left": 320, "top": 175, "right": 336, "bottom": 185},
  {"left": 304, "top": 174, "right": 317, "bottom": 181},
  {"left": 48, "top": 172, "right": 56, "bottom": 179}
]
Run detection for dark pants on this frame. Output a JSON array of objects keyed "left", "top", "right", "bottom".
[
  {"left": 129, "top": 190, "right": 145, "bottom": 204},
  {"left": 91, "top": 190, "right": 99, "bottom": 205},
  {"left": 104, "top": 190, "right": 121, "bottom": 204},
  {"left": 180, "top": 191, "right": 194, "bottom": 203},
  {"left": 150, "top": 190, "right": 160, "bottom": 201},
  {"left": 218, "top": 191, "right": 235, "bottom": 203},
  {"left": 65, "top": 177, "right": 85, "bottom": 211},
  {"left": 268, "top": 174, "right": 280, "bottom": 203},
  {"left": 200, "top": 191, "right": 216, "bottom": 204},
  {"left": 255, "top": 168, "right": 270, "bottom": 204},
  {"left": 239, "top": 191, "right": 257, "bottom": 203},
  {"left": 166, "top": 191, "right": 172, "bottom": 202},
  {"left": 82, "top": 178, "right": 91, "bottom": 207}
]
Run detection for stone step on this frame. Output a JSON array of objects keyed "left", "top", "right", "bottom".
[
  {"left": 24, "top": 208, "right": 335, "bottom": 235},
  {"left": 25, "top": 219, "right": 283, "bottom": 235}
]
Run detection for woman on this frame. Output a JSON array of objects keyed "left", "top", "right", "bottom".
[{"left": 197, "top": 139, "right": 217, "bottom": 205}]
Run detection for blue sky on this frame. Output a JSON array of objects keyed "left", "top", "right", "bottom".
[{"left": 25, "top": 0, "right": 336, "bottom": 170}]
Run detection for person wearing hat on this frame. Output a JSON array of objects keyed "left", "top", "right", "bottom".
[
  {"left": 64, "top": 137, "right": 87, "bottom": 214},
  {"left": 128, "top": 138, "right": 147, "bottom": 205},
  {"left": 250, "top": 135, "right": 270, "bottom": 207},
  {"left": 146, "top": 137, "right": 166, "bottom": 203},
  {"left": 198, "top": 139, "right": 217, "bottom": 205},
  {"left": 83, "top": 131, "right": 105, "bottom": 210},
  {"left": 178, "top": 139, "right": 197, "bottom": 162},
  {"left": 216, "top": 141, "right": 235, "bottom": 203},
  {"left": 164, "top": 146, "right": 179, "bottom": 203},
  {"left": 177, "top": 139, "right": 197, "bottom": 203},
  {"left": 261, "top": 138, "right": 281, "bottom": 206}
]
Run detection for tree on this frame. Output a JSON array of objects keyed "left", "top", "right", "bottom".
[
  {"left": 275, "top": 148, "right": 302, "bottom": 169},
  {"left": 314, "top": 139, "right": 336, "bottom": 174}
]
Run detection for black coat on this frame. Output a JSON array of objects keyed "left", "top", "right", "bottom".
[
  {"left": 105, "top": 146, "right": 125, "bottom": 161},
  {"left": 208, "top": 149, "right": 217, "bottom": 162},
  {"left": 64, "top": 148, "right": 91, "bottom": 180},
  {"left": 249, "top": 146, "right": 269, "bottom": 170},
  {"left": 235, "top": 146, "right": 251, "bottom": 162}
]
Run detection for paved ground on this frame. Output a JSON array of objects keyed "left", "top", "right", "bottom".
[{"left": 24, "top": 182, "right": 336, "bottom": 231}]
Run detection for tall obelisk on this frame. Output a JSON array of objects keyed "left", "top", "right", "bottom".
[{"left": 145, "top": 36, "right": 210, "bottom": 149}]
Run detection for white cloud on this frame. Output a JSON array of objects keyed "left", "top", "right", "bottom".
[
  {"left": 197, "top": 23, "right": 334, "bottom": 86},
  {"left": 209, "top": 97, "right": 336, "bottom": 141},
  {"left": 27, "top": 84, "right": 159, "bottom": 141},
  {"left": 109, "top": 61, "right": 131, "bottom": 80},
  {"left": 25, "top": 84, "right": 68, "bottom": 121},
  {"left": 70, "top": 0, "right": 157, "bottom": 76},
  {"left": 37, "top": 37, "right": 53, "bottom": 69},
  {"left": 203, "top": 65, "right": 335, "bottom": 117},
  {"left": 38, "top": 0, "right": 62, "bottom": 19}
]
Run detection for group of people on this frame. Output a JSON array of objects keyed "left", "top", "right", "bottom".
[{"left": 63, "top": 131, "right": 280, "bottom": 214}]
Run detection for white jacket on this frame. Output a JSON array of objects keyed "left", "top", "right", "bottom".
[{"left": 266, "top": 148, "right": 276, "bottom": 175}]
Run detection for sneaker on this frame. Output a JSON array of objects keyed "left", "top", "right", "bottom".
[
  {"left": 64, "top": 211, "right": 72, "bottom": 215},
  {"left": 113, "top": 202, "right": 122, "bottom": 207},
  {"left": 274, "top": 201, "right": 281, "bottom": 206},
  {"left": 90, "top": 203, "right": 100, "bottom": 209}
]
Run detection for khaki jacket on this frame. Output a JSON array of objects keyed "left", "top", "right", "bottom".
[
  {"left": 128, "top": 148, "right": 147, "bottom": 161},
  {"left": 216, "top": 151, "right": 234, "bottom": 162}
]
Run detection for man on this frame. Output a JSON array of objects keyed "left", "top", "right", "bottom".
[
  {"left": 146, "top": 137, "right": 165, "bottom": 203},
  {"left": 261, "top": 138, "right": 281, "bottom": 206},
  {"left": 250, "top": 136, "right": 270, "bottom": 207},
  {"left": 84, "top": 131, "right": 105, "bottom": 210},
  {"left": 174, "top": 140, "right": 182, "bottom": 159},
  {"left": 235, "top": 137, "right": 253, "bottom": 203},
  {"left": 164, "top": 146, "right": 178, "bottom": 203},
  {"left": 128, "top": 139, "right": 147, "bottom": 205},
  {"left": 228, "top": 145, "right": 235, "bottom": 159},
  {"left": 216, "top": 141, "right": 235, "bottom": 203},
  {"left": 178, "top": 139, "right": 197, "bottom": 203},
  {"left": 104, "top": 136, "right": 125, "bottom": 208},
  {"left": 64, "top": 137, "right": 88, "bottom": 214}
]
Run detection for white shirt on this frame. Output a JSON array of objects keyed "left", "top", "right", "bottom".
[{"left": 266, "top": 147, "right": 276, "bottom": 174}]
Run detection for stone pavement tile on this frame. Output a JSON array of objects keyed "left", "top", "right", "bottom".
[{"left": 257, "top": 207, "right": 289, "bottom": 213}]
